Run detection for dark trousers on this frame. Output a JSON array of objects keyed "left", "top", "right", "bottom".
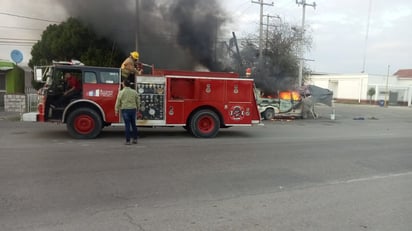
[
  {"left": 55, "top": 90, "right": 81, "bottom": 107},
  {"left": 121, "top": 108, "right": 138, "bottom": 142}
]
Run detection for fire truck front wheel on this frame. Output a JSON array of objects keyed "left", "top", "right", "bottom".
[
  {"left": 189, "top": 109, "right": 220, "bottom": 138},
  {"left": 67, "top": 108, "right": 102, "bottom": 139}
]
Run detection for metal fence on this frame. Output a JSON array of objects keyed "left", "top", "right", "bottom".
[
  {"left": 26, "top": 93, "right": 39, "bottom": 113},
  {"left": 25, "top": 87, "right": 38, "bottom": 112}
]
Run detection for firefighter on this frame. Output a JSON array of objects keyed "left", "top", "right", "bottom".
[
  {"left": 245, "top": 67, "right": 252, "bottom": 77},
  {"left": 121, "top": 51, "right": 143, "bottom": 84}
]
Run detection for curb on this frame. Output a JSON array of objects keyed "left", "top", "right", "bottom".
[{"left": 0, "top": 112, "right": 22, "bottom": 121}]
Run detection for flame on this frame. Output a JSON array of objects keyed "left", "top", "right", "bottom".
[{"left": 279, "top": 91, "right": 301, "bottom": 101}]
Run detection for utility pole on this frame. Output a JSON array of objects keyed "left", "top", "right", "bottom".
[
  {"left": 135, "top": 0, "right": 141, "bottom": 51},
  {"left": 263, "top": 15, "right": 281, "bottom": 50},
  {"left": 295, "top": 0, "right": 316, "bottom": 87},
  {"left": 362, "top": 0, "right": 373, "bottom": 73},
  {"left": 251, "top": 0, "right": 274, "bottom": 68},
  {"left": 384, "top": 64, "right": 390, "bottom": 107}
]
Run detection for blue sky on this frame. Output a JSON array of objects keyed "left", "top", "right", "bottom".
[{"left": 1, "top": 0, "right": 411, "bottom": 75}]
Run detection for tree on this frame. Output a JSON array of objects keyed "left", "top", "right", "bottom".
[
  {"left": 367, "top": 87, "right": 376, "bottom": 104},
  {"left": 29, "top": 18, "right": 124, "bottom": 68},
  {"left": 237, "top": 22, "right": 312, "bottom": 93}
]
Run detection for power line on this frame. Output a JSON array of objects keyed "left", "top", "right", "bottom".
[
  {"left": 251, "top": 0, "right": 274, "bottom": 67},
  {"left": 0, "top": 36, "right": 38, "bottom": 47},
  {"left": 0, "top": 43, "right": 34, "bottom": 45},
  {"left": 0, "top": 37, "right": 38, "bottom": 42},
  {"left": 0, "top": 12, "right": 61, "bottom": 23},
  {"left": 233, "top": 0, "right": 251, "bottom": 12},
  {"left": 0, "top": 42, "right": 35, "bottom": 46},
  {"left": 0, "top": 25, "right": 44, "bottom": 31}
]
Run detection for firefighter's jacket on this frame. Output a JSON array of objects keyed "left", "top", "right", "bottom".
[{"left": 121, "top": 56, "right": 136, "bottom": 78}]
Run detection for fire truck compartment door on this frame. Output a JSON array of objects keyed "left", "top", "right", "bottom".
[
  {"left": 165, "top": 101, "right": 184, "bottom": 125},
  {"left": 226, "top": 80, "right": 254, "bottom": 102},
  {"left": 226, "top": 103, "right": 253, "bottom": 125},
  {"left": 198, "top": 79, "right": 225, "bottom": 101},
  {"left": 225, "top": 80, "right": 255, "bottom": 125}
]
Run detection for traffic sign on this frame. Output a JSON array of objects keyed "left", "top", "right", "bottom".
[{"left": 11, "top": 49, "right": 23, "bottom": 64}]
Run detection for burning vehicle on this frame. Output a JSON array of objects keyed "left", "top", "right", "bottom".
[
  {"left": 256, "top": 85, "right": 333, "bottom": 120},
  {"left": 256, "top": 89, "right": 306, "bottom": 120}
]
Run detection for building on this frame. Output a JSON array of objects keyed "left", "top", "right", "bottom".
[
  {"left": 0, "top": 59, "right": 34, "bottom": 112},
  {"left": 308, "top": 70, "right": 412, "bottom": 107}
]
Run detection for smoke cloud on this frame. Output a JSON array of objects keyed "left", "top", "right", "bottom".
[{"left": 55, "top": 0, "right": 229, "bottom": 70}]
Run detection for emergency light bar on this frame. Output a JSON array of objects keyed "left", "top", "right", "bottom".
[{"left": 52, "top": 59, "right": 84, "bottom": 66}]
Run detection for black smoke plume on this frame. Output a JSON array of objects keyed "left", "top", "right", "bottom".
[{"left": 56, "top": 0, "right": 229, "bottom": 71}]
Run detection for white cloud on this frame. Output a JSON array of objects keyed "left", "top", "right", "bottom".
[{"left": 222, "top": 0, "right": 412, "bottom": 75}]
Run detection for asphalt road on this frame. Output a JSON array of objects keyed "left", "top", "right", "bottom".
[{"left": 1, "top": 104, "right": 412, "bottom": 231}]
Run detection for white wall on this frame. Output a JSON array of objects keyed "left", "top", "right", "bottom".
[
  {"left": 308, "top": 74, "right": 369, "bottom": 103},
  {"left": 309, "top": 73, "right": 412, "bottom": 106}
]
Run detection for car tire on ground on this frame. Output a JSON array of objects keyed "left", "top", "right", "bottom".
[{"left": 263, "top": 108, "right": 275, "bottom": 120}]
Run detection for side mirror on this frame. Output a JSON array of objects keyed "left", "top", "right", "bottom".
[{"left": 34, "top": 68, "right": 43, "bottom": 81}]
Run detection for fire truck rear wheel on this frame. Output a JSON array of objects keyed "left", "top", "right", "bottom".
[
  {"left": 189, "top": 109, "right": 220, "bottom": 138},
  {"left": 67, "top": 108, "right": 102, "bottom": 139}
]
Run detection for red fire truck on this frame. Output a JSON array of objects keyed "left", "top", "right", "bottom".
[{"left": 27, "top": 61, "right": 261, "bottom": 138}]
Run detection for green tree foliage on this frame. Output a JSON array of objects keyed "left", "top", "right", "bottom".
[
  {"left": 367, "top": 87, "right": 376, "bottom": 104},
  {"left": 29, "top": 18, "right": 124, "bottom": 68},
  {"left": 236, "top": 22, "right": 312, "bottom": 92}
]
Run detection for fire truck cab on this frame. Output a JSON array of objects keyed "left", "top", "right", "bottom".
[{"left": 29, "top": 62, "right": 261, "bottom": 139}]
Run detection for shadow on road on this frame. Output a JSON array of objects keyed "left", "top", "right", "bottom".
[{"left": 30, "top": 126, "right": 255, "bottom": 140}]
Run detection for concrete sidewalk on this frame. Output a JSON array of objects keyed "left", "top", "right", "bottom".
[{"left": 0, "top": 109, "right": 22, "bottom": 121}]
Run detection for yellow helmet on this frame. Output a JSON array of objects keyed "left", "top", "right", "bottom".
[{"left": 130, "top": 51, "right": 139, "bottom": 60}]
